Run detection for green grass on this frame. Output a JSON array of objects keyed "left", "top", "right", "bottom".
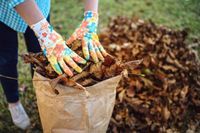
[
  {"left": 51, "top": 0, "right": 200, "bottom": 39},
  {"left": 0, "top": 0, "right": 199, "bottom": 132}
]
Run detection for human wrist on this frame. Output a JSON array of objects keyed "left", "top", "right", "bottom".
[
  {"left": 84, "top": 0, "right": 98, "bottom": 13},
  {"left": 15, "top": 0, "right": 45, "bottom": 25}
]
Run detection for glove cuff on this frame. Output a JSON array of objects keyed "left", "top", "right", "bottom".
[
  {"left": 84, "top": 11, "right": 98, "bottom": 20},
  {"left": 30, "top": 18, "right": 51, "bottom": 38}
]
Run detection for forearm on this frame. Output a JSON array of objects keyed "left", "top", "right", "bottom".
[
  {"left": 84, "top": 0, "right": 98, "bottom": 12},
  {"left": 15, "top": 0, "right": 44, "bottom": 25}
]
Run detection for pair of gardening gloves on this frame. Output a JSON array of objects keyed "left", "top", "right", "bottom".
[{"left": 31, "top": 11, "right": 107, "bottom": 77}]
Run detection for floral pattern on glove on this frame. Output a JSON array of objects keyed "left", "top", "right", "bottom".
[{"left": 31, "top": 19, "right": 86, "bottom": 76}]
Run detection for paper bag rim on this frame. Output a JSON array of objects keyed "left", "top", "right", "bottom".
[{"left": 33, "top": 72, "right": 121, "bottom": 90}]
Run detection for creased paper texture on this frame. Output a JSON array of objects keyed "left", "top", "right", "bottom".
[{"left": 33, "top": 72, "right": 121, "bottom": 133}]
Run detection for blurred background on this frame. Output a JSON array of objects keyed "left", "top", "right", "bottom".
[{"left": 0, "top": 0, "right": 199, "bottom": 132}]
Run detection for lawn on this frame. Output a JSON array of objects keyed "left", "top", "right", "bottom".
[{"left": 0, "top": 0, "right": 200, "bottom": 132}]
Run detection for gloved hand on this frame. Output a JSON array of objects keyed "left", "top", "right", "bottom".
[
  {"left": 31, "top": 19, "right": 86, "bottom": 76},
  {"left": 66, "top": 11, "right": 108, "bottom": 63}
]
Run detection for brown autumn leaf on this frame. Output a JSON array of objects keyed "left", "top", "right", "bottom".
[
  {"left": 180, "top": 85, "right": 189, "bottom": 99},
  {"left": 118, "top": 89, "right": 125, "bottom": 102},
  {"left": 126, "top": 87, "right": 135, "bottom": 97},
  {"left": 162, "top": 106, "right": 171, "bottom": 121},
  {"left": 162, "top": 65, "right": 178, "bottom": 72}
]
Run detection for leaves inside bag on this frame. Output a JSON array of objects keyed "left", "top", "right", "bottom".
[{"left": 21, "top": 40, "right": 142, "bottom": 89}]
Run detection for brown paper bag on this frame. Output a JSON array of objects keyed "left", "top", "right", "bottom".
[{"left": 33, "top": 72, "right": 121, "bottom": 133}]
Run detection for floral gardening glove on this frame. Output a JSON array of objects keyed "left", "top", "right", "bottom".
[
  {"left": 66, "top": 11, "right": 108, "bottom": 63},
  {"left": 31, "top": 19, "right": 86, "bottom": 76}
]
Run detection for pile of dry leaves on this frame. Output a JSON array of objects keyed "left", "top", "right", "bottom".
[{"left": 99, "top": 17, "right": 200, "bottom": 132}]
